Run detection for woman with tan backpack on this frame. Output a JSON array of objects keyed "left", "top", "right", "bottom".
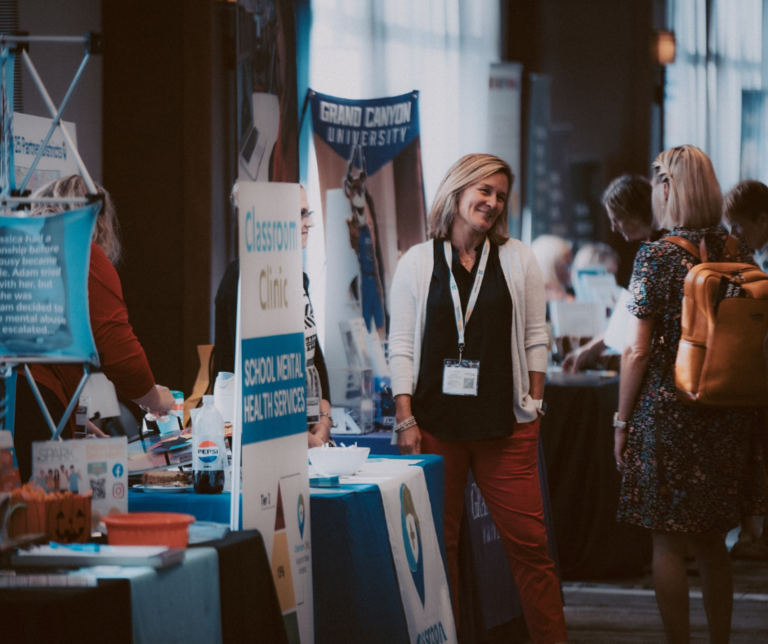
[{"left": 613, "top": 145, "right": 766, "bottom": 644}]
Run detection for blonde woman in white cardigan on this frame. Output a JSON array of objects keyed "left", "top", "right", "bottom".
[{"left": 389, "top": 154, "right": 567, "bottom": 644}]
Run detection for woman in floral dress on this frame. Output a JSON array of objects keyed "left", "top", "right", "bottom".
[{"left": 614, "top": 145, "right": 765, "bottom": 644}]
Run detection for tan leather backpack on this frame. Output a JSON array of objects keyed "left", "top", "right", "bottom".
[{"left": 665, "top": 235, "right": 768, "bottom": 407}]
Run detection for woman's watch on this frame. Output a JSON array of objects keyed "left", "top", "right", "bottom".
[
  {"left": 319, "top": 411, "right": 336, "bottom": 428},
  {"left": 613, "top": 412, "right": 628, "bottom": 430}
]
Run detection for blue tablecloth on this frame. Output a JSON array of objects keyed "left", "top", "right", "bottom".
[
  {"left": 332, "top": 431, "right": 559, "bottom": 643},
  {"left": 71, "top": 548, "right": 223, "bottom": 644},
  {"left": 129, "top": 455, "right": 445, "bottom": 644}
]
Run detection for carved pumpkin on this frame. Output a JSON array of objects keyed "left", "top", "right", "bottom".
[{"left": 8, "top": 495, "right": 92, "bottom": 544}]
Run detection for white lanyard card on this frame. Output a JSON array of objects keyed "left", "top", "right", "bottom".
[
  {"left": 441, "top": 238, "right": 490, "bottom": 397},
  {"left": 442, "top": 359, "right": 480, "bottom": 396}
]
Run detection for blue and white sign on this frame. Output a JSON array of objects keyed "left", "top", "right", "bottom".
[
  {"left": 233, "top": 181, "right": 313, "bottom": 644},
  {"left": 0, "top": 206, "right": 99, "bottom": 364}
]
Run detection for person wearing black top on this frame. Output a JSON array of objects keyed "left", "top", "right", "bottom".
[
  {"left": 389, "top": 154, "right": 567, "bottom": 644},
  {"left": 213, "top": 185, "right": 332, "bottom": 446}
]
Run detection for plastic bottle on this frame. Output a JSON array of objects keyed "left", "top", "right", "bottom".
[{"left": 193, "top": 395, "right": 226, "bottom": 494}]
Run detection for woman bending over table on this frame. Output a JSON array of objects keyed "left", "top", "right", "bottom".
[
  {"left": 14, "top": 175, "right": 175, "bottom": 482},
  {"left": 389, "top": 154, "right": 567, "bottom": 644},
  {"left": 614, "top": 145, "right": 765, "bottom": 644}
]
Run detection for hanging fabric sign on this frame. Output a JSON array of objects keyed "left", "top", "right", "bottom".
[
  {"left": 308, "top": 89, "right": 426, "bottom": 427},
  {"left": 0, "top": 205, "right": 99, "bottom": 364}
]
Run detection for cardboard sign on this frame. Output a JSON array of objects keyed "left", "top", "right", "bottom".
[{"left": 32, "top": 436, "right": 128, "bottom": 528}]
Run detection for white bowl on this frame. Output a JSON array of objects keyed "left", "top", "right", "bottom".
[{"left": 308, "top": 446, "right": 370, "bottom": 476}]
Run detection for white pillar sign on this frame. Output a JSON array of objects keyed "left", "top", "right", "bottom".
[{"left": 235, "top": 182, "right": 312, "bottom": 644}]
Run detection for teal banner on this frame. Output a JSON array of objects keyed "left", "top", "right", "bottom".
[{"left": 0, "top": 205, "right": 99, "bottom": 364}]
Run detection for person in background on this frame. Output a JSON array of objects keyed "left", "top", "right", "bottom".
[
  {"left": 723, "top": 179, "right": 768, "bottom": 559},
  {"left": 390, "top": 154, "right": 567, "bottom": 644},
  {"left": 571, "top": 242, "right": 619, "bottom": 281},
  {"left": 530, "top": 234, "right": 573, "bottom": 301},
  {"left": 615, "top": 146, "right": 765, "bottom": 644},
  {"left": 213, "top": 184, "right": 332, "bottom": 447},
  {"left": 14, "top": 175, "right": 176, "bottom": 483},
  {"left": 563, "top": 175, "right": 653, "bottom": 373}
]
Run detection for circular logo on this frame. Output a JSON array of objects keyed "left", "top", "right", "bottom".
[
  {"left": 197, "top": 440, "right": 219, "bottom": 464},
  {"left": 405, "top": 512, "right": 420, "bottom": 567}
]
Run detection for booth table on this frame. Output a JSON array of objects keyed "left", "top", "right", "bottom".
[
  {"left": 331, "top": 431, "right": 558, "bottom": 644},
  {"left": 540, "top": 376, "right": 652, "bottom": 579},
  {"left": 1, "top": 530, "right": 286, "bottom": 644},
  {"left": 129, "top": 454, "right": 444, "bottom": 644}
]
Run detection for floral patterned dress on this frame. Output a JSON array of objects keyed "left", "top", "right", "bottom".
[{"left": 617, "top": 226, "right": 766, "bottom": 533}]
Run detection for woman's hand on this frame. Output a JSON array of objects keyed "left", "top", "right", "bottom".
[
  {"left": 86, "top": 420, "right": 109, "bottom": 438},
  {"left": 307, "top": 431, "right": 326, "bottom": 448},
  {"left": 309, "top": 420, "right": 331, "bottom": 445},
  {"left": 398, "top": 425, "right": 421, "bottom": 455},
  {"left": 133, "top": 384, "right": 175, "bottom": 415},
  {"left": 562, "top": 346, "right": 589, "bottom": 373},
  {"left": 614, "top": 426, "right": 629, "bottom": 470}
]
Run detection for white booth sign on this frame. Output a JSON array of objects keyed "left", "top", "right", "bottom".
[{"left": 233, "top": 182, "right": 312, "bottom": 644}]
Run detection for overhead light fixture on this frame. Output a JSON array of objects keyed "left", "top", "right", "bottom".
[{"left": 652, "top": 30, "right": 676, "bottom": 66}]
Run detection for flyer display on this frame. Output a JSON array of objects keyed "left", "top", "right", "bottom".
[
  {"left": 234, "top": 181, "right": 312, "bottom": 644},
  {"left": 31, "top": 436, "right": 128, "bottom": 529}
]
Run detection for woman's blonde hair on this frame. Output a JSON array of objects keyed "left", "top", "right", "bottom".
[
  {"left": 651, "top": 145, "right": 722, "bottom": 230},
  {"left": 428, "top": 154, "right": 514, "bottom": 246},
  {"left": 31, "top": 175, "right": 122, "bottom": 264}
]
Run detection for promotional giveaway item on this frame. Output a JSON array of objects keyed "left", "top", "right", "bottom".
[
  {"left": 233, "top": 182, "right": 312, "bottom": 644},
  {"left": 31, "top": 436, "right": 128, "bottom": 529},
  {"left": 192, "top": 395, "right": 226, "bottom": 494}
]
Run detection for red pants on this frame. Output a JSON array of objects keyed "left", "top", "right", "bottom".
[{"left": 421, "top": 419, "right": 567, "bottom": 644}]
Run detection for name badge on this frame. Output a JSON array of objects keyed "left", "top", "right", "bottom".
[
  {"left": 306, "top": 397, "right": 320, "bottom": 425},
  {"left": 442, "top": 359, "right": 480, "bottom": 396}
]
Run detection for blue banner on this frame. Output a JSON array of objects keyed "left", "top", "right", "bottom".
[
  {"left": 0, "top": 205, "right": 99, "bottom": 364},
  {"left": 0, "top": 49, "right": 15, "bottom": 196},
  {"left": 309, "top": 90, "right": 419, "bottom": 176},
  {"left": 241, "top": 332, "right": 307, "bottom": 444}
]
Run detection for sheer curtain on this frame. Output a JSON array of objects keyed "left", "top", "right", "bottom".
[
  {"left": 304, "top": 0, "right": 500, "bottom": 342},
  {"left": 665, "top": 0, "right": 762, "bottom": 192}
]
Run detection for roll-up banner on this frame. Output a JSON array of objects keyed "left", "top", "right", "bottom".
[
  {"left": 308, "top": 90, "right": 426, "bottom": 425},
  {"left": 235, "top": 181, "right": 312, "bottom": 644},
  {"left": 486, "top": 63, "right": 523, "bottom": 239}
]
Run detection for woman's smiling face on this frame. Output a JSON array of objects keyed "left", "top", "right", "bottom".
[{"left": 455, "top": 172, "right": 509, "bottom": 236}]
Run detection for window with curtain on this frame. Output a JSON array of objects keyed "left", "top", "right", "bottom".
[
  {"left": 304, "top": 0, "right": 501, "bottom": 343},
  {"left": 664, "top": 0, "right": 762, "bottom": 192}
]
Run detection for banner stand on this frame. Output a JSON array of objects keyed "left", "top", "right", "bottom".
[{"left": 0, "top": 31, "right": 103, "bottom": 446}]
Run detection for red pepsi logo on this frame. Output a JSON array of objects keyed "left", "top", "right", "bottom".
[{"left": 197, "top": 440, "right": 219, "bottom": 464}]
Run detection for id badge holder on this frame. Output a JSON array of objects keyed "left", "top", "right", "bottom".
[{"left": 442, "top": 359, "right": 480, "bottom": 396}]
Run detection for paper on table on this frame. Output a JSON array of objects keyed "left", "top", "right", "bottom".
[
  {"left": 549, "top": 300, "right": 608, "bottom": 338},
  {"left": 603, "top": 288, "right": 637, "bottom": 353}
]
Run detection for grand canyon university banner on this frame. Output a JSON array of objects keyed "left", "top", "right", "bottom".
[{"left": 308, "top": 90, "right": 426, "bottom": 418}]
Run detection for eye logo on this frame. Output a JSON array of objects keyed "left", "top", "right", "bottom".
[
  {"left": 197, "top": 440, "right": 219, "bottom": 464},
  {"left": 400, "top": 483, "right": 425, "bottom": 606},
  {"left": 297, "top": 493, "right": 306, "bottom": 539}
]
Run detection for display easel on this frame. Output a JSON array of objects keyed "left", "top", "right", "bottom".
[{"left": 0, "top": 32, "right": 102, "bottom": 440}]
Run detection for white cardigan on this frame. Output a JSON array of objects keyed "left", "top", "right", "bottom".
[{"left": 389, "top": 238, "right": 549, "bottom": 424}]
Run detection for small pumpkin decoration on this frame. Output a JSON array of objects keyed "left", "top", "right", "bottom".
[{"left": 8, "top": 483, "right": 92, "bottom": 544}]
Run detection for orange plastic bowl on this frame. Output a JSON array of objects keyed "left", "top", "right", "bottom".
[{"left": 103, "top": 512, "right": 195, "bottom": 548}]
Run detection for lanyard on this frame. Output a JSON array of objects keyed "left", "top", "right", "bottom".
[{"left": 443, "top": 237, "right": 490, "bottom": 360}]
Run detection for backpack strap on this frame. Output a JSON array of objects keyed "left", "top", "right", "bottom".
[
  {"left": 663, "top": 235, "right": 701, "bottom": 260},
  {"left": 664, "top": 234, "right": 740, "bottom": 262}
]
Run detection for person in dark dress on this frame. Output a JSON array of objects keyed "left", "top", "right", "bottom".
[{"left": 615, "top": 145, "right": 766, "bottom": 644}]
